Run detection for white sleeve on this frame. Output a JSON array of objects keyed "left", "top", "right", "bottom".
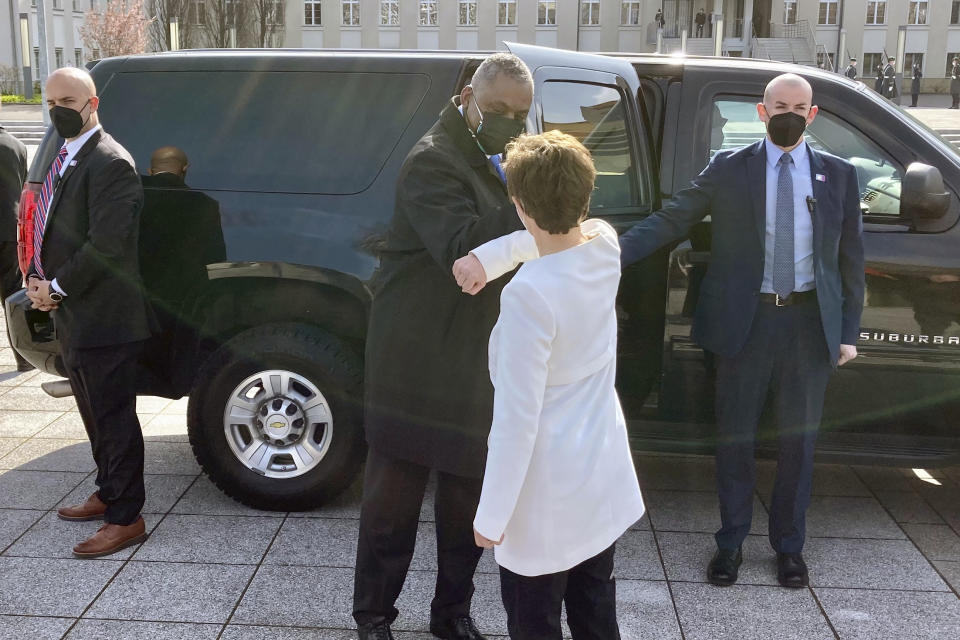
[
  {"left": 473, "top": 281, "right": 554, "bottom": 541},
  {"left": 469, "top": 230, "right": 539, "bottom": 283}
]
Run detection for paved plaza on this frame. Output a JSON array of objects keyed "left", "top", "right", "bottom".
[{"left": 0, "top": 319, "right": 958, "bottom": 638}]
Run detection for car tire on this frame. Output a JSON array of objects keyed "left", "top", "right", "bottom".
[{"left": 187, "top": 322, "right": 364, "bottom": 511}]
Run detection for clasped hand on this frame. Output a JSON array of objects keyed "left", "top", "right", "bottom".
[
  {"left": 453, "top": 253, "right": 487, "bottom": 295},
  {"left": 26, "top": 277, "right": 59, "bottom": 312}
]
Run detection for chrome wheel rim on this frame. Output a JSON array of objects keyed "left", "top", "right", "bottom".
[{"left": 223, "top": 369, "right": 333, "bottom": 479}]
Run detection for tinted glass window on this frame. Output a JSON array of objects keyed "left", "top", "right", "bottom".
[
  {"left": 712, "top": 97, "right": 903, "bottom": 218},
  {"left": 539, "top": 81, "right": 645, "bottom": 211},
  {"left": 98, "top": 71, "right": 430, "bottom": 194}
]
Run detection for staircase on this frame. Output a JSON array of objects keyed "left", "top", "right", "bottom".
[
  {"left": 661, "top": 38, "right": 716, "bottom": 56},
  {"left": 1, "top": 121, "right": 46, "bottom": 145},
  {"left": 751, "top": 20, "right": 818, "bottom": 66}
]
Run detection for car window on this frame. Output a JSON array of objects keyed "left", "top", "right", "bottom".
[
  {"left": 98, "top": 71, "right": 430, "bottom": 195},
  {"left": 712, "top": 97, "right": 903, "bottom": 218},
  {"left": 540, "top": 81, "right": 646, "bottom": 211}
]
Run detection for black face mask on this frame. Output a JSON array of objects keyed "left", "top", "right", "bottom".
[
  {"left": 765, "top": 110, "right": 808, "bottom": 148},
  {"left": 50, "top": 100, "right": 90, "bottom": 139},
  {"left": 470, "top": 96, "right": 525, "bottom": 155}
]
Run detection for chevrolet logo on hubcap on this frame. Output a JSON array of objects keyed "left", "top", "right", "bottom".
[{"left": 269, "top": 422, "right": 286, "bottom": 430}]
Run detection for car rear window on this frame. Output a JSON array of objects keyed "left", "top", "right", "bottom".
[{"left": 97, "top": 70, "right": 430, "bottom": 195}]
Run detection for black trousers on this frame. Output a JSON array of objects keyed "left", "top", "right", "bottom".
[
  {"left": 714, "top": 296, "right": 832, "bottom": 554},
  {"left": 353, "top": 446, "right": 484, "bottom": 626},
  {"left": 61, "top": 340, "right": 145, "bottom": 525},
  {"left": 0, "top": 241, "right": 30, "bottom": 368},
  {"left": 952, "top": 92, "right": 960, "bottom": 108},
  {"left": 499, "top": 544, "right": 619, "bottom": 640}
]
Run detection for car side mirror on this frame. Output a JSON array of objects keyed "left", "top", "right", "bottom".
[{"left": 901, "top": 162, "right": 951, "bottom": 222}]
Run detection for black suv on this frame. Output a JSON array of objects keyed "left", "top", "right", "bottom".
[{"left": 9, "top": 44, "right": 959, "bottom": 510}]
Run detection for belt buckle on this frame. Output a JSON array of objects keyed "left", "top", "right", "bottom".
[{"left": 775, "top": 294, "right": 788, "bottom": 307}]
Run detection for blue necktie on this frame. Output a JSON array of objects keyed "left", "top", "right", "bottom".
[
  {"left": 773, "top": 153, "right": 795, "bottom": 299},
  {"left": 490, "top": 154, "right": 506, "bottom": 184}
]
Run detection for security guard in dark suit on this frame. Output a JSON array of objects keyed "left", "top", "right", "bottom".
[
  {"left": 620, "top": 74, "right": 864, "bottom": 590},
  {"left": 28, "top": 68, "right": 154, "bottom": 559},
  {"left": 881, "top": 57, "right": 898, "bottom": 99},
  {"left": 950, "top": 57, "right": 960, "bottom": 109}
]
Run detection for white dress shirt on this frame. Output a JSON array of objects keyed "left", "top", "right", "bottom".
[
  {"left": 472, "top": 219, "right": 645, "bottom": 577},
  {"left": 47, "top": 124, "right": 102, "bottom": 296},
  {"left": 761, "top": 137, "right": 815, "bottom": 294}
]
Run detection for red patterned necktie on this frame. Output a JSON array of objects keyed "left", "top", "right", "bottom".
[{"left": 33, "top": 145, "right": 68, "bottom": 279}]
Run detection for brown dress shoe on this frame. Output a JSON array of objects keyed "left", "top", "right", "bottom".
[
  {"left": 73, "top": 517, "right": 147, "bottom": 558},
  {"left": 57, "top": 492, "right": 107, "bottom": 521}
]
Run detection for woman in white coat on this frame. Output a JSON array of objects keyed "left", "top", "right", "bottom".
[{"left": 453, "top": 131, "right": 644, "bottom": 639}]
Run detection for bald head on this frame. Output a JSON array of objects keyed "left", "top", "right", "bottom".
[
  {"left": 45, "top": 67, "right": 99, "bottom": 140},
  {"left": 763, "top": 73, "right": 813, "bottom": 105},
  {"left": 150, "top": 146, "right": 189, "bottom": 177}
]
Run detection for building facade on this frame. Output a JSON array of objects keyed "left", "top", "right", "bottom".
[
  {"left": 4, "top": 1, "right": 960, "bottom": 95},
  {"left": 2, "top": 0, "right": 97, "bottom": 94}
]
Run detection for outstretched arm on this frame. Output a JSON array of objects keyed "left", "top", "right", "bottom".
[{"left": 619, "top": 155, "right": 720, "bottom": 267}]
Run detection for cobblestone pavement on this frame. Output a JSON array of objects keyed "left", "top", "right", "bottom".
[{"left": 0, "top": 328, "right": 958, "bottom": 638}]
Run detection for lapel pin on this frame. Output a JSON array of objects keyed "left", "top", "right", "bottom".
[
  {"left": 815, "top": 173, "right": 826, "bottom": 182},
  {"left": 69, "top": 160, "right": 78, "bottom": 167}
]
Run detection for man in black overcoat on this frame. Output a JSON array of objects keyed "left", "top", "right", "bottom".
[
  {"left": 0, "top": 101, "right": 31, "bottom": 370},
  {"left": 354, "top": 54, "right": 533, "bottom": 640}
]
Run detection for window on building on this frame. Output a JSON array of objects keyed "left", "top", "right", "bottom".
[
  {"left": 342, "top": 0, "right": 360, "bottom": 25},
  {"left": 73, "top": 0, "right": 79, "bottom": 11},
  {"left": 419, "top": 0, "right": 437, "bottom": 26},
  {"left": 947, "top": 53, "right": 960, "bottom": 77},
  {"left": 458, "top": 0, "right": 477, "bottom": 25},
  {"left": 541, "top": 82, "right": 647, "bottom": 210},
  {"left": 784, "top": 0, "right": 797, "bottom": 24},
  {"left": 862, "top": 52, "right": 884, "bottom": 78},
  {"left": 191, "top": 0, "right": 206, "bottom": 25},
  {"left": 33, "top": 48, "right": 39, "bottom": 72},
  {"left": 908, "top": 0, "right": 927, "bottom": 25},
  {"left": 55, "top": 48, "right": 63, "bottom": 68},
  {"left": 498, "top": 0, "right": 516, "bottom": 25},
  {"left": 866, "top": 0, "right": 885, "bottom": 24},
  {"left": 818, "top": 0, "right": 838, "bottom": 25},
  {"left": 89, "top": 0, "right": 98, "bottom": 10},
  {"left": 52, "top": 0, "right": 62, "bottom": 9},
  {"left": 952, "top": 1, "right": 960, "bottom": 24},
  {"left": 92, "top": 48, "right": 100, "bottom": 59},
  {"left": 75, "top": 48, "right": 82, "bottom": 66},
  {"left": 620, "top": 1, "right": 640, "bottom": 25},
  {"left": 904, "top": 53, "right": 924, "bottom": 77},
  {"left": 305, "top": 0, "right": 321, "bottom": 25},
  {"left": 581, "top": 0, "right": 600, "bottom": 25},
  {"left": 538, "top": 1, "right": 556, "bottom": 25},
  {"left": 380, "top": 0, "right": 399, "bottom": 25}
]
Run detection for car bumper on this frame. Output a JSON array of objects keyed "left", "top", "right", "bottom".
[{"left": 4, "top": 289, "right": 66, "bottom": 376}]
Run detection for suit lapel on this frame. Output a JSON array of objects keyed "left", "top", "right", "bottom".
[
  {"left": 807, "top": 146, "right": 826, "bottom": 250},
  {"left": 46, "top": 130, "right": 102, "bottom": 220},
  {"left": 746, "top": 140, "right": 767, "bottom": 251}
]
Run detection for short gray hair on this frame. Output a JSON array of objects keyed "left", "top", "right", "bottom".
[{"left": 472, "top": 53, "right": 533, "bottom": 93}]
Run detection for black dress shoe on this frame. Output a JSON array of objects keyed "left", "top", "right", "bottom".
[
  {"left": 430, "top": 615, "right": 486, "bottom": 640},
  {"left": 777, "top": 552, "right": 809, "bottom": 588},
  {"left": 358, "top": 621, "right": 394, "bottom": 640},
  {"left": 707, "top": 547, "right": 742, "bottom": 586}
]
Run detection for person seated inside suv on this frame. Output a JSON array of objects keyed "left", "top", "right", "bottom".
[{"left": 451, "top": 131, "right": 644, "bottom": 639}]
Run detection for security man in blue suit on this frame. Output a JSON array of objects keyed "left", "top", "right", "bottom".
[{"left": 620, "top": 73, "right": 865, "bottom": 588}]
